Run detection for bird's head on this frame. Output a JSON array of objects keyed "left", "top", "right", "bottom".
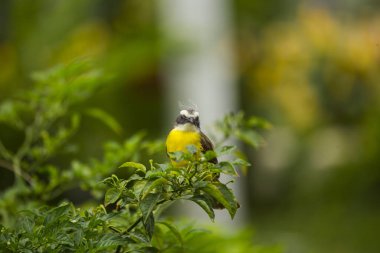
[{"left": 174, "top": 109, "right": 200, "bottom": 131}]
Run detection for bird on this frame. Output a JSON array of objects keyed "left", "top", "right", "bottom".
[
  {"left": 166, "top": 108, "right": 228, "bottom": 209},
  {"left": 166, "top": 108, "right": 218, "bottom": 166}
]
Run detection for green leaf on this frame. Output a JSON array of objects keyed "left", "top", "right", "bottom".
[
  {"left": 155, "top": 163, "right": 170, "bottom": 171},
  {"left": 186, "top": 144, "right": 198, "bottom": 154},
  {"left": 145, "top": 170, "right": 165, "bottom": 179},
  {"left": 44, "top": 203, "right": 72, "bottom": 225},
  {"left": 120, "top": 162, "right": 147, "bottom": 174},
  {"left": 247, "top": 116, "right": 272, "bottom": 129},
  {"left": 0, "top": 101, "right": 24, "bottom": 129},
  {"left": 126, "top": 246, "right": 159, "bottom": 253},
  {"left": 142, "top": 178, "right": 169, "bottom": 199},
  {"left": 129, "top": 231, "right": 150, "bottom": 243},
  {"left": 157, "top": 221, "right": 184, "bottom": 245},
  {"left": 97, "top": 233, "right": 132, "bottom": 248},
  {"left": 232, "top": 158, "right": 251, "bottom": 167},
  {"left": 73, "top": 229, "right": 83, "bottom": 246},
  {"left": 168, "top": 151, "right": 184, "bottom": 162},
  {"left": 140, "top": 193, "right": 160, "bottom": 223},
  {"left": 189, "top": 196, "right": 215, "bottom": 221},
  {"left": 216, "top": 145, "right": 236, "bottom": 156},
  {"left": 85, "top": 108, "right": 122, "bottom": 135},
  {"left": 21, "top": 216, "right": 35, "bottom": 234},
  {"left": 218, "top": 161, "right": 238, "bottom": 176},
  {"left": 199, "top": 182, "right": 238, "bottom": 219},
  {"left": 235, "top": 129, "right": 263, "bottom": 148},
  {"left": 102, "top": 174, "right": 120, "bottom": 187},
  {"left": 204, "top": 150, "right": 217, "bottom": 162},
  {"left": 104, "top": 188, "right": 121, "bottom": 207},
  {"left": 183, "top": 227, "right": 210, "bottom": 241},
  {"left": 143, "top": 212, "right": 155, "bottom": 239}
]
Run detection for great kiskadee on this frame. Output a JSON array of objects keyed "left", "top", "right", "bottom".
[
  {"left": 166, "top": 109, "right": 218, "bottom": 165},
  {"left": 166, "top": 109, "right": 226, "bottom": 209}
]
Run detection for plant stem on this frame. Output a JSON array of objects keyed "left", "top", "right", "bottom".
[
  {"left": 126, "top": 216, "right": 142, "bottom": 233},
  {"left": 109, "top": 226, "right": 121, "bottom": 233},
  {"left": 115, "top": 199, "right": 169, "bottom": 253},
  {"left": 115, "top": 216, "right": 143, "bottom": 253},
  {"left": 0, "top": 141, "right": 13, "bottom": 160},
  {"left": 0, "top": 159, "right": 32, "bottom": 185}
]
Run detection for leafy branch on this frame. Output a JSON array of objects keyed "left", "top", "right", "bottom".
[
  {"left": 0, "top": 61, "right": 274, "bottom": 253},
  {"left": 0, "top": 61, "right": 165, "bottom": 225}
]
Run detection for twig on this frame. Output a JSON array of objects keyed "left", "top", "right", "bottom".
[
  {"left": 114, "top": 199, "right": 169, "bottom": 253},
  {"left": 126, "top": 216, "right": 142, "bottom": 233},
  {"left": 0, "top": 159, "right": 13, "bottom": 171},
  {"left": 15, "top": 126, "right": 35, "bottom": 160},
  {"left": 115, "top": 216, "right": 143, "bottom": 253},
  {"left": 109, "top": 226, "right": 121, "bottom": 233},
  {"left": 0, "top": 141, "right": 13, "bottom": 160},
  {"left": 0, "top": 159, "right": 33, "bottom": 184}
]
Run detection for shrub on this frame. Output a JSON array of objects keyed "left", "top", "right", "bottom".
[{"left": 0, "top": 61, "right": 276, "bottom": 252}]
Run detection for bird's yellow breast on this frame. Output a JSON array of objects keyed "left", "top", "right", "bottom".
[{"left": 166, "top": 129, "right": 202, "bottom": 155}]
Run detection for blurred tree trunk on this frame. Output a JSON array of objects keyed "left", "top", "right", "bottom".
[{"left": 158, "top": 0, "right": 246, "bottom": 226}]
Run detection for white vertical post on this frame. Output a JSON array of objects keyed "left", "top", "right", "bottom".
[{"left": 158, "top": 0, "right": 245, "bottom": 226}]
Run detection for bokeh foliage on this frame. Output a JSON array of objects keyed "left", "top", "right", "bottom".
[{"left": 236, "top": 3, "right": 380, "bottom": 253}]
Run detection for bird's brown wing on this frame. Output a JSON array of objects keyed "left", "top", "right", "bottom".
[{"left": 200, "top": 131, "right": 218, "bottom": 164}]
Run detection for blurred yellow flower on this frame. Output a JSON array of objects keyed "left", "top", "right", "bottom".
[{"left": 248, "top": 7, "right": 380, "bottom": 130}]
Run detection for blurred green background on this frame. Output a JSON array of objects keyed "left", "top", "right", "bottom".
[{"left": 1, "top": 0, "right": 379, "bottom": 252}]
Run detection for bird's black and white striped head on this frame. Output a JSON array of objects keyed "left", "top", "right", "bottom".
[{"left": 174, "top": 109, "right": 200, "bottom": 131}]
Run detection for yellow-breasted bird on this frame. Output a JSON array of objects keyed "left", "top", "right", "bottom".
[
  {"left": 166, "top": 109, "right": 218, "bottom": 165},
  {"left": 166, "top": 108, "right": 227, "bottom": 209},
  {"left": 166, "top": 108, "right": 239, "bottom": 210}
]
